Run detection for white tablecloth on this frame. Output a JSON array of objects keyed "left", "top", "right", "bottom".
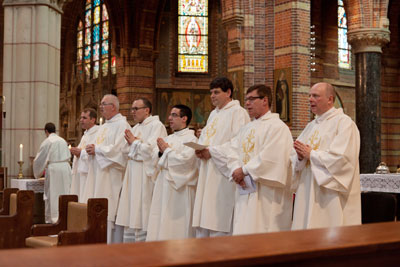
[
  {"left": 10, "top": 178, "right": 45, "bottom": 193},
  {"left": 360, "top": 174, "right": 400, "bottom": 193}
]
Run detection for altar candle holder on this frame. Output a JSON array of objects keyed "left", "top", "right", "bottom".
[{"left": 18, "top": 161, "right": 24, "bottom": 179}]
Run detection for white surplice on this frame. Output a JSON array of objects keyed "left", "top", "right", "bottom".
[
  {"left": 115, "top": 115, "right": 167, "bottom": 231},
  {"left": 291, "top": 107, "right": 361, "bottom": 230},
  {"left": 146, "top": 128, "right": 198, "bottom": 241},
  {"left": 33, "top": 133, "right": 72, "bottom": 223},
  {"left": 192, "top": 100, "right": 250, "bottom": 233},
  {"left": 211, "top": 112, "right": 294, "bottom": 235},
  {"left": 81, "top": 113, "right": 131, "bottom": 221},
  {"left": 70, "top": 125, "right": 99, "bottom": 202}
]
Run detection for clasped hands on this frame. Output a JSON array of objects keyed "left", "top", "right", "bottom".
[
  {"left": 195, "top": 148, "right": 211, "bottom": 159},
  {"left": 294, "top": 140, "right": 312, "bottom": 161},
  {"left": 157, "top": 138, "right": 169, "bottom": 153},
  {"left": 70, "top": 147, "right": 81, "bottom": 157},
  {"left": 124, "top": 129, "right": 139, "bottom": 145}
]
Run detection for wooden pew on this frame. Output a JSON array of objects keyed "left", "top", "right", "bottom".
[
  {"left": 0, "top": 222, "right": 400, "bottom": 266},
  {"left": 0, "top": 188, "right": 18, "bottom": 215}
]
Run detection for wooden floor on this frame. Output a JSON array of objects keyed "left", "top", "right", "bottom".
[{"left": 0, "top": 222, "right": 400, "bottom": 266}]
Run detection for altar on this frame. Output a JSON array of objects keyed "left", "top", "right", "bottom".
[{"left": 360, "top": 173, "right": 400, "bottom": 193}]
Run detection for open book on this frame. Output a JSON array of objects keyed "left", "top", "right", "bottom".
[{"left": 183, "top": 142, "right": 208, "bottom": 150}]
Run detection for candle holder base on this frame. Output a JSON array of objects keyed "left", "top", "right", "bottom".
[{"left": 18, "top": 161, "right": 24, "bottom": 179}]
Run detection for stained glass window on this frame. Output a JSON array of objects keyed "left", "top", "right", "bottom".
[
  {"left": 338, "top": 0, "right": 351, "bottom": 69},
  {"left": 76, "top": 0, "right": 116, "bottom": 80},
  {"left": 178, "top": 0, "right": 208, "bottom": 73}
]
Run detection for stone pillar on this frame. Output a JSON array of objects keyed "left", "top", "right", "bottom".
[
  {"left": 2, "top": 0, "right": 63, "bottom": 179},
  {"left": 348, "top": 28, "right": 390, "bottom": 173}
]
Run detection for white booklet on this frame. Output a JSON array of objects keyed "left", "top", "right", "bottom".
[
  {"left": 238, "top": 175, "right": 257, "bottom": 195},
  {"left": 184, "top": 142, "right": 208, "bottom": 150}
]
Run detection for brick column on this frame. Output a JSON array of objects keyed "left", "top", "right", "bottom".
[{"left": 2, "top": 0, "right": 62, "bottom": 178}]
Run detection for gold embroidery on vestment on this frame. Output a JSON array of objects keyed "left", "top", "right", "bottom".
[{"left": 242, "top": 129, "right": 255, "bottom": 164}]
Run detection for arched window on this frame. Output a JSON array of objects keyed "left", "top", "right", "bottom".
[
  {"left": 178, "top": 0, "right": 208, "bottom": 73},
  {"left": 76, "top": 0, "right": 116, "bottom": 81},
  {"left": 338, "top": 0, "right": 351, "bottom": 69}
]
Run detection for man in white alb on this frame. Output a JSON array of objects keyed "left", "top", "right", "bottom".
[
  {"left": 33, "top": 122, "right": 72, "bottom": 223},
  {"left": 291, "top": 82, "right": 361, "bottom": 229},
  {"left": 70, "top": 108, "right": 99, "bottom": 203},
  {"left": 193, "top": 77, "right": 250, "bottom": 237},
  {"left": 84, "top": 94, "right": 131, "bottom": 243},
  {"left": 115, "top": 98, "right": 167, "bottom": 242},
  {"left": 210, "top": 84, "right": 294, "bottom": 235},
  {"left": 147, "top": 105, "right": 198, "bottom": 241}
]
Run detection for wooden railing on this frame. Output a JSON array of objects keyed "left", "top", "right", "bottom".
[{"left": 0, "top": 221, "right": 400, "bottom": 266}]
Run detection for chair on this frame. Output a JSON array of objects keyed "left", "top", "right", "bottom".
[
  {"left": 26, "top": 195, "right": 107, "bottom": 247},
  {"left": 0, "top": 188, "right": 19, "bottom": 215},
  {"left": 361, "top": 192, "right": 397, "bottom": 224},
  {"left": 0, "top": 190, "right": 35, "bottom": 249}
]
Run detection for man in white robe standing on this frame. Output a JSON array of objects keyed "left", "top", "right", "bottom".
[
  {"left": 193, "top": 77, "right": 250, "bottom": 237},
  {"left": 291, "top": 82, "right": 361, "bottom": 229},
  {"left": 70, "top": 108, "right": 99, "bottom": 203},
  {"left": 210, "top": 84, "right": 294, "bottom": 235},
  {"left": 115, "top": 98, "right": 167, "bottom": 242},
  {"left": 147, "top": 105, "right": 198, "bottom": 241},
  {"left": 33, "top": 122, "right": 72, "bottom": 223},
  {"left": 85, "top": 94, "right": 131, "bottom": 243}
]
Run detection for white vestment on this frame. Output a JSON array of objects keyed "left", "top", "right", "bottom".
[
  {"left": 192, "top": 100, "right": 250, "bottom": 233},
  {"left": 211, "top": 112, "right": 294, "bottom": 235},
  {"left": 33, "top": 133, "right": 72, "bottom": 223},
  {"left": 116, "top": 115, "right": 167, "bottom": 231},
  {"left": 146, "top": 128, "right": 198, "bottom": 241},
  {"left": 291, "top": 107, "right": 361, "bottom": 230},
  {"left": 81, "top": 113, "right": 131, "bottom": 221},
  {"left": 70, "top": 125, "right": 99, "bottom": 202}
]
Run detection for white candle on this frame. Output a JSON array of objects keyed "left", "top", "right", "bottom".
[
  {"left": 99, "top": 117, "right": 103, "bottom": 125},
  {"left": 19, "top": 144, "right": 23, "bottom": 161},
  {"left": 68, "top": 144, "right": 72, "bottom": 149}
]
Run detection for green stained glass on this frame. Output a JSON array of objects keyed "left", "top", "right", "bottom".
[
  {"left": 102, "top": 21, "right": 109, "bottom": 40},
  {"left": 93, "top": 61, "right": 99, "bottom": 78},
  {"left": 101, "top": 40, "right": 109, "bottom": 57},
  {"left": 94, "top": 0, "right": 100, "bottom": 7},
  {"left": 94, "top": 6, "right": 100, "bottom": 24},
  {"left": 93, "top": 25, "right": 100, "bottom": 42},
  {"left": 102, "top": 58, "right": 108, "bottom": 76},
  {"left": 85, "top": 9, "right": 91, "bottom": 27},
  {"left": 179, "top": 0, "right": 207, "bottom": 16},
  {"left": 102, "top": 4, "right": 109, "bottom": 20}
]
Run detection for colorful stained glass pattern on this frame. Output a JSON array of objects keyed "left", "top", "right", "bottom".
[
  {"left": 77, "top": 0, "right": 114, "bottom": 80},
  {"left": 338, "top": 0, "right": 351, "bottom": 69},
  {"left": 93, "top": 25, "right": 100, "bottom": 42},
  {"left": 102, "top": 21, "right": 109, "bottom": 40},
  {"left": 94, "top": 6, "right": 100, "bottom": 24},
  {"left": 179, "top": 0, "right": 207, "bottom": 16},
  {"left": 102, "top": 4, "right": 109, "bottom": 20},
  {"left": 178, "top": 0, "right": 208, "bottom": 73},
  {"left": 102, "top": 59, "right": 109, "bottom": 76}
]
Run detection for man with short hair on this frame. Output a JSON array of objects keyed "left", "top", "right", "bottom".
[
  {"left": 84, "top": 94, "right": 131, "bottom": 243},
  {"left": 33, "top": 122, "right": 72, "bottom": 223},
  {"left": 115, "top": 97, "right": 167, "bottom": 242},
  {"left": 193, "top": 77, "right": 250, "bottom": 237},
  {"left": 291, "top": 82, "right": 361, "bottom": 229},
  {"left": 70, "top": 108, "right": 99, "bottom": 203},
  {"left": 210, "top": 85, "right": 294, "bottom": 235},
  {"left": 146, "top": 105, "right": 198, "bottom": 241}
]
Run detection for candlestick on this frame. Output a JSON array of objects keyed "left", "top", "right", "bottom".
[
  {"left": 18, "top": 161, "right": 24, "bottom": 179},
  {"left": 19, "top": 144, "right": 23, "bottom": 161}
]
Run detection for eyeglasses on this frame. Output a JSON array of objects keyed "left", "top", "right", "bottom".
[
  {"left": 169, "top": 112, "right": 181, "bottom": 118},
  {"left": 99, "top": 102, "right": 113, "bottom": 107},
  {"left": 130, "top": 107, "right": 147, "bottom": 112},
  {"left": 244, "top": 96, "right": 265, "bottom": 102}
]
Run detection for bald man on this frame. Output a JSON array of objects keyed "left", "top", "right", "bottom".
[{"left": 291, "top": 82, "right": 361, "bottom": 229}]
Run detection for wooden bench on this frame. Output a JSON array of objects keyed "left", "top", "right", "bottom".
[
  {"left": 26, "top": 195, "right": 107, "bottom": 247},
  {"left": 0, "top": 188, "right": 19, "bottom": 215},
  {"left": 0, "top": 190, "right": 35, "bottom": 249},
  {"left": 1, "top": 221, "right": 400, "bottom": 265}
]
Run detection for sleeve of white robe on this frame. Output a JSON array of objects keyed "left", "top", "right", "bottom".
[
  {"left": 95, "top": 124, "right": 130, "bottom": 170},
  {"left": 243, "top": 123, "right": 293, "bottom": 188},
  {"left": 309, "top": 118, "right": 360, "bottom": 193},
  {"left": 33, "top": 139, "right": 50, "bottom": 179},
  {"left": 209, "top": 135, "right": 241, "bottom": 179},
  {"left": 158, "top": 138, "right": 198, "bottom": 190},
  {"left": 289, "top": 125, "right": 310, "bottom": 191}
]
